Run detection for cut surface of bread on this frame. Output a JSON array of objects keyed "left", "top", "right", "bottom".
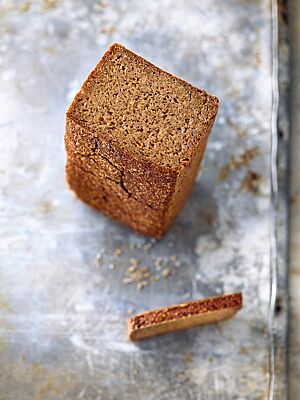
[
  {"left": 65, "top": 43, "right": 219, "bottom": 237},
  {"left": 128, "top": 292, "right": 242, "bottom": 341},
  {"left": 68, "top": 43, "right": 219, "bottom": 169}
]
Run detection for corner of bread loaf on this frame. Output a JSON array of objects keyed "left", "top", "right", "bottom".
[
  {"left": 108, "top": 42, "right": 126, "bottom": 52},
  {"left": 66, "top": 43, "right": 126, "bottom": 118},
  {"left": 209, "top": 93, "right": 220, "bottom": 108},
  {"left": 127, "top": 318, "right": 135, "bottom": 341}
]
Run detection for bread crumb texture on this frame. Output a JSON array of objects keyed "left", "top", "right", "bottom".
[
  {"left": 128, "top": 292, "right": 242, "bottom": 340},
  {"left": 130, "top": 292, "right": 242, "bottom": 329}
]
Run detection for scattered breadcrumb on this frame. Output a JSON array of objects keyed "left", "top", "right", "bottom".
[
  {"left": 183, "top": 352, "right": 193, "bottom": 364},
  {"left": 136, "top": 281, "right": 147, "bottom": 290},
  {"left": 227, "top": 117, "right": 248, "bottom": 137},
  {"left": 239, "top": 346, "right": 251, "bottom": 354},
  {"left": 42, "top": 0, "right": 57, "bottom": 11},
  {"left": 95, "top": 252, "right": 102, "bottom": 266},
  {"left": 129, "top": 242, "right": 136, "bottom": 250},
  {"left": 175, "top": 373, "right": 191, "bottom": 382},
  {"left": 154, "top": 257, "right": 163, "bottom": 270},
  {"left": 123, "top": 266, "right": 151, "bottom": 289},
  {"left": 238, "top": 129, "right": 248, "bottom": 137},
  {"left": 127, "top": 308, "right": 134, "bottom": 314},
  {"left": 130, "top": 257, "right": 140, "bottom": 266},
  {"left": 114, "top": 248, "right": 122, "bottom": 256},
  {"left": 45, "top": 47, "right": 58, "bottom": 55},
  {"left": 152, "top": 276, "right": 161, "bottom": 282},
  {"left": 219, "top": 146, "right": 260, "bottom": 181},
  {"left": 162, "top": 268, "right": 171, "bottom": 278},
  {"left": 96, "top": 0, "right": 107, "bottom": 8},
  {"left": 240, "top": 170, "right": 261, "bottom": 193},
  {"left": 240, "top": 147, "right": 260, "bottom": 165},
  {"left": 143, "top": 272, "right": 151, "bottom": 280},
  {"left": 100, "top": 26, "right": 117, "bottom": 35},
  {"left": 219, "top": 164, "right": 231, "bottom": 181},
  {"left": 123, "top": 277, "right": 134, "bottom": 284},
  {"left": 108, "top": 263, "right": 115, "bottom": 270},
  {"left": 19, "top": 1, "right": 31, "bottom": 12},
  {"left": 202, "top": 209, "right": 214, "bottom": 225},
  {"left": 119, "top": 246, "right": 180, "bottom": 288},
  {"left": 255, "top": 49, "right": 261, "bottom": 66},
  {"left": 143, "top": 242, "right": 153, "bottom": 252}
]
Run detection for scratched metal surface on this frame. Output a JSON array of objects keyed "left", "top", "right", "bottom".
[{"left": 0, "top": 0, "right": 288, "bottom": 399}]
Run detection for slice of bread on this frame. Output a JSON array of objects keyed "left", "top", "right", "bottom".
[
  {"left": 65, "top": 43, "right": 219, "bottom": 237},
  {"left": 128, "top": 293, "right": 242, "bottom": 341}
]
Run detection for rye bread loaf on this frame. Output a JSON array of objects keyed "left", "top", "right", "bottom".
[{"left": 65, "top": 43, "right": 219, "bottom": 238}]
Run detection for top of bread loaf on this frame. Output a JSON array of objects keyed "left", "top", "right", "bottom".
[{"left": 67, "top": 43, "right": 219, "bottom": 169}]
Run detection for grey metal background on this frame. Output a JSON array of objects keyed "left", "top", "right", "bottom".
[{"left": 0, "top": 0, "right": 288, "bottom": 399}]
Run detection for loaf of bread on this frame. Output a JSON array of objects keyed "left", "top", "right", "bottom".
[
  {"left": 128, "top": 292, "right": 242, "bottom": 341},
  {"left": 65, "top": 43, "right": 219, "bottom": 238}
]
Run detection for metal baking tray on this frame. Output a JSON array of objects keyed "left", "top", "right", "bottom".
[{"left": 0, "top": 0, "right": 289, "bottom": 399}]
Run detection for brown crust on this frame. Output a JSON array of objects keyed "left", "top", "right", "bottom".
[
  {"left": 65, "top": 117, "right": 176, "bottom": 238},
  {"left": 66, "top": 157, "right": 167, "bottom": 237},
  {"left": 65, "top": 43, "right": 219, "bottom": 237},
  {"left": 65, "top": 114, "right": 207, "bottom": 237},
  {"left": 65, "top": 116, "right": 178, "bottom": 211},
  {"left": 128, "top": 293, "right": 242, "bottom": 341}
]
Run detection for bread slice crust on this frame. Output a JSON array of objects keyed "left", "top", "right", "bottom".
[{"left": 128, "top": 292, "right": 242, "bottom": 341}]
